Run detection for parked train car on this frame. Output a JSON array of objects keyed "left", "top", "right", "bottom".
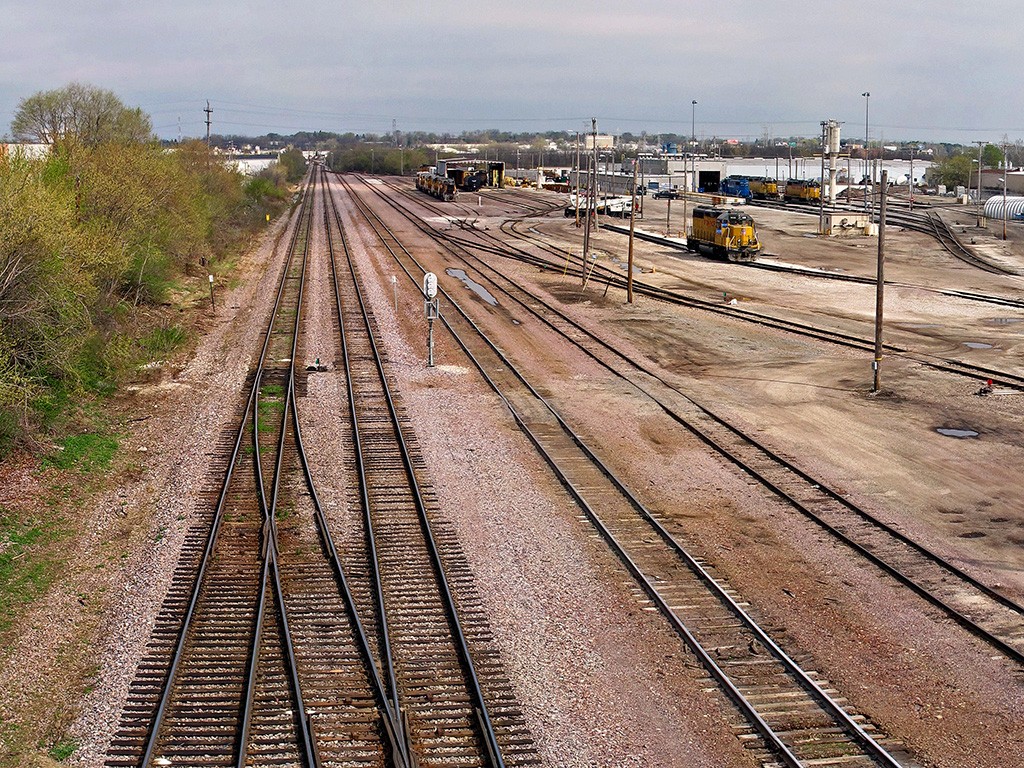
[
  {"left": 687, "top": 205, "right": 762, "bottom": 262},
  {"left": 416, "top": 170, "right": 457, "bottom": 201},
  {"left": 564, "top": 194, "right": 635, "bottom": 218},
  {"left": 747, "top": 176, "right": 782, "bottom": 200},
  {"left": 720, "top": 176, "right": 752, "bottom": 200},
  {"left": 783, "top": 178, "right": 821, "bottom": 202}
]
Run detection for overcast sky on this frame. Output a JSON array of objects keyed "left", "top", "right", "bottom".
[{"left": 2, "top": 1, "right": 1021, "bottom": 145}]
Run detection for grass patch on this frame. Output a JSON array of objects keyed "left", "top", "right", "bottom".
[
  {"left": 48, "top": 738, "right": 78, "bottom": 761},
  {"left": 138, "top": 324, "right": 188, "bottom": 359},
  {"left": 0, "top": 508, "right": 65, "bottom": 636},
  {"left": 43, "top": 433, "right": 119, "bottom": 473}
]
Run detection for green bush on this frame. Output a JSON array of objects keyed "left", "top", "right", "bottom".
[{"left": 0, "top": 126, "right": 291, "bottom": 452}]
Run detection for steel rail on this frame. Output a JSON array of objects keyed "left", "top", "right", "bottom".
[
  {"left": 318, "top": 171, "right": 412, "bottom": 767},
  {"left": 339, "top": 175, "right": 509, "bottom": 768},
  {"left": 345, "top": 173, "right": 905, "bottom": 767},
  {"left": 139, "top": 172, "right": 314, "bottom": 768},
  {"left": 373, "top": 179, "right": 1024, "bottom": 660}
]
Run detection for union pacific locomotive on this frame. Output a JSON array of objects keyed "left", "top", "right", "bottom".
[
  {"left": 688, "top": 206, "right": 762, "bottom": 262},
  {"left": 783, "top": 178, "right": 821, "bottom": 202},
  {"left": 720, "top": 176, "right": 752, "bottom": 200},
  {"left": 748, "top": 176, "right": 782, "bottom": 200},
  {"left": 416, "top": 170, "right": 458, "bottom": 201}
]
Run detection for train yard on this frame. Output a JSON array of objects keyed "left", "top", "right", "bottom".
[{"left": 47, "top": 171, "right": 1024, "bottom": 768}]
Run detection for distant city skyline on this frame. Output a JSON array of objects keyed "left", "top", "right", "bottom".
[{"left": 2, "top": 1, "right": 1021, "bottom": 147}]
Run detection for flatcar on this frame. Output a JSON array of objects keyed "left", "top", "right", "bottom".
[
  {"left": 747, "top": 176, "right": 782, "bottom": 200},
  {"left": 783, "top": 178, "right": 821, "bottom": 202},
  {"left": 720, "top": 175, "right": 752, "bottom": 200},
  {"left": 688, "top": 205, "right": 762, "bottom": 262}
]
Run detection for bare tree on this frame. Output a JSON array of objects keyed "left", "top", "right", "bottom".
[{"left": 11, "top": 82, "right": 152, "bottom": 146}]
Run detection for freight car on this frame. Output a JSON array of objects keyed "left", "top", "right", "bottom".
[
  {"left": 720, "top": 176, "right": 752, "bottom": 200},
  {"left": 687, "top": 205, "right": 762, "bottom": 262},
  {"left": 416, "top": 170, "right": 458, "bottom": 201},
  {"left": 783, "top": 178, "right": 821, "bottom": 202},
  {"left": 747, "top": 176, "right": 782, "bottom": 200}
]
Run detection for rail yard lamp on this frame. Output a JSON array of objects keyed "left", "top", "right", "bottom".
[
  {"left": 862, "top": 91, "right": 870, "bottom": 219},
  {"left": 691, "top": 100, "right": 698, "bottom": 146}
]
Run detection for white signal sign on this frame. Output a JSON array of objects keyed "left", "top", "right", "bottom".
[{"left": 423, "top": 272, "right": 438, "bottom": 299}]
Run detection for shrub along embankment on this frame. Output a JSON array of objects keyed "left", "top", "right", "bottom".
[{"left": 0, "top": 139, "right": 294, "bottom": 451}]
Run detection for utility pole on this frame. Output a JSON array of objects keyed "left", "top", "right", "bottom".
[
  {"left": 862, "top": 92, "right": 870, "bottom": 220},
  {"left": 204, "top": 100, "right": 213, "bottom": 146},
  {"left": 872, "top": 170, "right": 888, "bottom": 394},
  {"left": 582, "top": 153, "right": 593, "bottom": 280},
  {"left": 627, "top": 156, "right": 639, "bottom": 304},
  {"left": 574, "top": 132, "right": 582, "bottom": 228},
  {"left": 908, "top": 146, "right": 915, "bottom": 211},
  {"left": 818, "top": 121, "right": 826, "bottom": 234},
  {"left": 974, "top": 140, "right": 985, "bottom": 226},
  {"left": 591, "top": 117, "right": 599, "bottom": 229},
  {"left": 1002, "top": 138, "right": 1009, "bottom": 241}
]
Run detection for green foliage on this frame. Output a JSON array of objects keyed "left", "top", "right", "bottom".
[
  {"left": 44, "top": 433, "right": 118, "bottom": 472},
  {"left": 49, "top": 739, "right": 79, "bottom": 761},
  {"left": 982, "top": 143, "right": 1004, "bottom": 168},
  {"left": 277, "top": 147, "right": 307, "bottom": 183},
  {"left": 1, "top": 90, "right": 293, "bottom": 451},
  {"left": 326, "top": 144, "right": 430, "bottom": 175},
  {"left": 0, "top": 507, "right": 65, "bottom": 635},
  {"left": 928, "top": 154, "right": 973, "bottom": 188},
  {"left": 11, "top": 82, "right": 152, "bottom": 146}
]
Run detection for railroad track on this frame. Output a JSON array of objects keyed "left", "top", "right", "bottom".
[
  {"left": 342, "top": 173, "right": 934, "bottom": 767},
  {"left": 362, "top": 174, "right": 1024, "bottom": 665},
  {"left": 107, "top": 169, "right": 537, "bottom": 768},
  {"left": 108, "top": 173, "right": 328, "bottom": 767},
  {"left": 486, "top": 219, "right": 1024, "bottom": 390},
  {"left": 750, "top": 198, "right": 1019, "bottom": 275},
  {"left": 323, "top": 169, "right": 537, "bottom": 768}
]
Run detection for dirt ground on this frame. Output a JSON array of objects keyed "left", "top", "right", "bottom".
[
  {"left": 2, "top": 180, "right": 1022, "bottom": 768},
  {"left": 357, "top": 183, "right": 1024, "bottom": 767}
]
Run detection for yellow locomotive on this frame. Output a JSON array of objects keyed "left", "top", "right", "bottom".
[
  {"left": 783, "top": 178, "right": 821, "bottom": 202},
  {"left": 748, "top": 176, "right": 782, "bottom": 200},
  {"left": 416, "top": 170, "right": 457, "bottom": 201},
  {"left": 688, "top": 206, "right": 762, "bottom": 262}
]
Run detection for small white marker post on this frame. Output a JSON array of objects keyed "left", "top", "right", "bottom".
[
  {"left": 208, "top": 274, "right": 215, "bottom": 309},
  {"left": 391, "top": 275, "right": 398, "bottom": 311},
  {"left": 423, "top": 272, "right": 439, "bottom": 367}
]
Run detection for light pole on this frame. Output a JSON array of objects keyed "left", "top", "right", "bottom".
[
  {"left": 973, "top": 141, "right": 985, "bottom": 226},
  {"left": 691, "top": 100, "right": 698, "bottom": 146},
  {"left": 862, "top": 91, "right": 870, "bottom": 219},
  {"left": 1002, "top": 141, "right": 1008, "bottom": 240}
]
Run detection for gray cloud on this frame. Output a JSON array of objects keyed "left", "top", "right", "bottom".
[{"left": 2, "top": 0, "right": 1021, "bottom": 143}]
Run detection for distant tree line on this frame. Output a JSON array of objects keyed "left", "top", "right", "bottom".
[{"left": 1, "top": 83, "right": 296, "bottom": 452}]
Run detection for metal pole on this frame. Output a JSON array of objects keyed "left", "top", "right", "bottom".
[
  {"left": 975, "top": 141, "right": 985, "bottom": 226},
  {"left": 909, "top": 147, "right": 914, "bottom": 211},
  {"left": 862, "top": 92, "right": 870, "bottom": 220},
  {"left": 691, "top": 100, "right": 697, "bottom": 144},
  {"left": 627, "top": 158, "right": 639, "bottom": 303},
  {"left": 574, "top": 132, "right": 582, "bottom": 228},
  {"left": 872, "top": 170, "right": 888, "bottom": 393},
  {"left": 427, "top": 318, "right": 434, "bottom": 367},
  {"left": 666, "top": 172, "right": 672, "bottom": 234},
  {"left": 819, "top": 121, "right": 826, "bottom": 234},
  {"left": 1002, "top": 141, "right": 1008, "bottom": 241}
]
